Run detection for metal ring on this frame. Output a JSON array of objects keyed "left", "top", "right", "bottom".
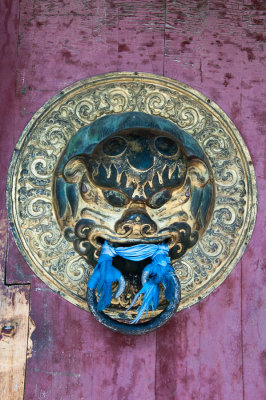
[{"left": 87, "top": 274, "right": 181, "bottom": 335}]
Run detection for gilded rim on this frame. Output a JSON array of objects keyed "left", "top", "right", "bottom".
[{"left": 6, "top": 72, "right": 257, "bottom": 312}]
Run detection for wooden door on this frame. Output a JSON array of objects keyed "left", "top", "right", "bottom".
[{"left": 0, "top": 1, "right": 265, "bottom": 399}]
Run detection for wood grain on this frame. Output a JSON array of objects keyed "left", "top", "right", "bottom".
[
  {"left": 0, "top": 3, "right": 33, "bottom": 398},
  {"left": 0, "top": 212, "right": 30, "bottom": 399}
]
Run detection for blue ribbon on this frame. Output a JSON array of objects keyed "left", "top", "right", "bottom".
[{"left": 88, "top": 241, "right": 177, "bottom": 323}]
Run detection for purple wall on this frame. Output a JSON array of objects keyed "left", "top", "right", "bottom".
[{"left": 0, "top": 1, "right": 265, "bottom": 399}]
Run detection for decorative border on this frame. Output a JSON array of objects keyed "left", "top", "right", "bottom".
[{"left": 7, "top": 72, "right": 257, "bottom": 312}]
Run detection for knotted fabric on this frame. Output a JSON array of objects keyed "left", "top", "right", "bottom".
[{"left": 88, "top": 241, "right": 177, "bottom": 323}]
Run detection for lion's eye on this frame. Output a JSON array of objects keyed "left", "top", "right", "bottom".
[
  {"left": 148, "top": 190, "right": 171, "bottom": 209},
  {"left": 103, "top": 190, "right": 129, "bottom": 207}
]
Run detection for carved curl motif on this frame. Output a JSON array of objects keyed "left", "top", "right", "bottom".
[{"left": 7, "top": 73, "right": 257, "bottom": 316}]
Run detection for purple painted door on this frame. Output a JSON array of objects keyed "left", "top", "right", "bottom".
[{"left": 0, "top": 1, "right": 265, "bottom": 399}]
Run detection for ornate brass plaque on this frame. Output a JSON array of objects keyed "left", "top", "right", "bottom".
[{"left": 7, "top": 73, "right": 257, "bottom": 332}]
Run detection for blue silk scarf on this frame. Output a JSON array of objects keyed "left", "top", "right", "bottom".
[{"left": 87, "top": 241, "right": 177, "bottom": 324}]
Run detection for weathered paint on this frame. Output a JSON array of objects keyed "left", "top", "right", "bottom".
[
  {"left": 0, "top": 212, "right": 31, "bottom": 399},
  {"left": 0, "top": 1, "right": 265, "bottom": 399}
]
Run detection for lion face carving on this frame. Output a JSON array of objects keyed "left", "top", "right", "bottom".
[{"left": 54, "top": 112, "right": 214, "bottom": 331}]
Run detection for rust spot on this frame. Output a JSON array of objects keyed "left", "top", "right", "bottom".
[
  {"left": 253, "top": 17, "right": 264, "bottom": 25},
  {"left": 219, "top": 10, "right": 227, "bottom": 17},
  {"left": 224, "top": 72, "right": 233, "bottom": 87},
  {"left": 143, "top": 41, "right": 154, "bottom": 48},
  {"left": 176, "top": 11, "right": 185, "bottom": 20},
  {"left": 118, "top": 44, "right": 130, "bottom": 52},
  {"left": 247, "top": 0, "right": 265, "bottom": 11},
  {"left": 246, "top": 31, "right": 266, "bottom": 43},
  {"left": 242, "top": 47, "right": 255, "bottom": 61},
  {"left": 180, "top": 38, "right": 193, "bottom": 53},
  {"left": 61, "top": 50, "right": 78, "bottom": 65},
  {"left": 36, "top": 20, "right": 46, "bottom": 27},
  {"left": 61, "top": 49, "right": 72, "bottom": 59}
]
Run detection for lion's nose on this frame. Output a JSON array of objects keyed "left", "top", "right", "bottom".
[{"left": 115, "top": 209, "right": 157, "bottom": 236}]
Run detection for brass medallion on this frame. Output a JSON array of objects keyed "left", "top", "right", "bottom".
[{"left": 7, "top": 72, "right": 257, "bottom": 326}]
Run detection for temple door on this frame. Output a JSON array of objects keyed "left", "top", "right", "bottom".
[{"left": 0, "top": 1, "right": 265, "bottom": 399}]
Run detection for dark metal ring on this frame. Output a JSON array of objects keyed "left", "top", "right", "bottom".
[{"left": 87, "top": 274, "right": 181, "bottom": 335}]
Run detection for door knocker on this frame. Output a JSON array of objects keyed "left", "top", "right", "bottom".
[{"left": 7, "top": 73, "right": 257, "bottom": 335}]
